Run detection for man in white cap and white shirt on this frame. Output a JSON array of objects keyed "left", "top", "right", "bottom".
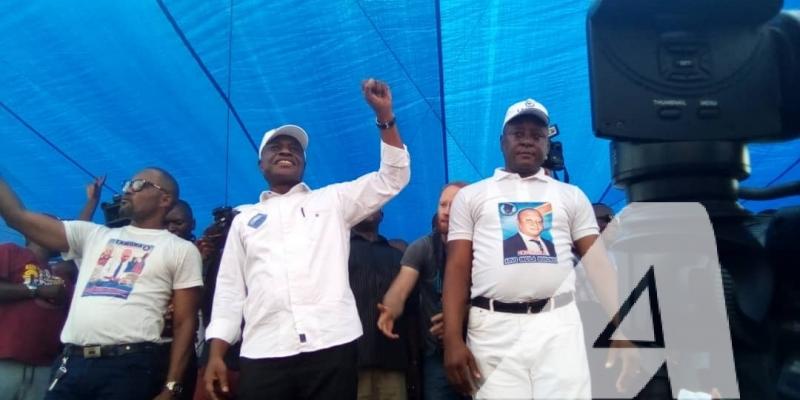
[
  {"left": 441, "top": 99, "right": 637, "bottom": 399},
  {"left": 203, "top": 78, "right": 411, "bottom": 400}
]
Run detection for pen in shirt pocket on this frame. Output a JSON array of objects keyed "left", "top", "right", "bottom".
[{"left": 301, "top": 207, "right": 306, "bottom": 217}]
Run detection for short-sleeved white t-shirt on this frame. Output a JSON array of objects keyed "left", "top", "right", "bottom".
[
  {"left": 448, "top": 168, "right": 598, "bottom": 302},
  {"left": 60, "top": 221, "right": 203, "bottom": 345}
]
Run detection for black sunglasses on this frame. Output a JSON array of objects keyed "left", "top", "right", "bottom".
[{"left": 122, "top": 179, "right": 167, "bottom": 193}]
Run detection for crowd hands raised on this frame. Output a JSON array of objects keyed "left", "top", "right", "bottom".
[{"left": 0, "top": 79, "right": 673, "bottom": 400}]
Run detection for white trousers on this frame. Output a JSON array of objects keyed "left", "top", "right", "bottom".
[{"left": 467, "top": 302, "right": 590, "bottom": 400}]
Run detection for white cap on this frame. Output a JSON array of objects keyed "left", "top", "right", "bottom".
[
  {"left": 503, "top": 98, "right": 550, "bottom": 128},
  {"left": 258, "top": 125, "right": 309, "bottom": 159}
]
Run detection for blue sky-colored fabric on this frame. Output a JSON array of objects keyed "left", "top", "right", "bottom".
[{"left": 1, "top": 0, "right": 798, "bottom": 244}]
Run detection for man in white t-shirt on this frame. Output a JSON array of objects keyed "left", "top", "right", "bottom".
[
  {"left": 441, "top": 99, "right": 637, "bottom": 399},
  {"left": 0, "top": 167, "right": 202, "bottom": 400}
]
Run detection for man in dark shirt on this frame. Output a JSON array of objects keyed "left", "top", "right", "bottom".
[
  {"left": 377, "top": 183, "right": 467, "bottom": 400},
  {"left": 349, "top": 210, "right": 408, "bottom": 400},
  {"left": 0, "top": 239, "right": 69, "bottom": 400}
]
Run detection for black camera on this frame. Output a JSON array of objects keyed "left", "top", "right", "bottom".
[
  {"left": 589, "top": 0, "right": 800, "bottom": 206},
  {"left": 588, "top": 1, "right": 800, "bottom": 399},
  {"left": 100, "top": 194, "right": 130, "bottom": 228},
  {"left": 200, "top": 206, "right": 238, "bottom": 250}
]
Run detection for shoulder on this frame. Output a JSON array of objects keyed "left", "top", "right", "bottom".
[
  {"left": 549, "top": 180, "right": 591, "bottom": 204},
  {"left": 408, "top": 235, "right": 433, "bottom": 252},
  {"left": 451, "top": 178, "right": 491, "bottom": 208}
]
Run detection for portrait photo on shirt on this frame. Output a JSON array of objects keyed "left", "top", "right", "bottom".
[
  {"left": 82, "top": 239, "right": 154, "bottom": 299},
  {"left": 499, "top": 201, "right": 558, "bottom": 265}
]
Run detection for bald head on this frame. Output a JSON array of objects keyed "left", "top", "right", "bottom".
[{"left": 141, "top": 167, "right": 179, "bottom": 206}]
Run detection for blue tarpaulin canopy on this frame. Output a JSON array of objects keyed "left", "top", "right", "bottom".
[{"left": 2, "top": 0, "right": 799, "bottom": 244}]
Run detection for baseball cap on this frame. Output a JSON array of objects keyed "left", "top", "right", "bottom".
[
  {"left": 503, "top": 98, "right": 550, "bottom": 128},
  {"left": 258, "top": 125, "right": 309, "bottom": 159}
]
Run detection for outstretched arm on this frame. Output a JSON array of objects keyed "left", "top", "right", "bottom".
[
  {"left": 377, "top": 266, "right": 420, "bottom": 338},
  {"left": 362, "top": 78, "right": 403, "bottom": 149},
  {"left": 0, "top": 178, "right": 68, "bottom": 252}
]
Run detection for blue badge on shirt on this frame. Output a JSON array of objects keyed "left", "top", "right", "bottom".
[{"left": 248, "top": 213, "right": 267, "bottom": 228}]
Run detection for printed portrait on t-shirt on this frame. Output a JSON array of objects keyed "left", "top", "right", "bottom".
[
  {"left": 82, "top": 239, "right": 154, "bottom": 300},
  {"left": 499, "top": 202, "right": 558, "bottom": 265}
]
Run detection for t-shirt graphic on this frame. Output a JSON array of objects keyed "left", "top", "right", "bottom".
[
  {"left": 82, "top": 239, "right": 155, "bottom": 299},
  {"left": 499, "top": 202, "right": 558, "bottom": 265},
  {"left": 22, "top": 262, "right": 56, "bottom": 287}
]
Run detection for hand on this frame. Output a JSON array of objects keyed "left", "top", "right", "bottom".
[
  {"left": 204, "top": 356, "right": 230, "bottom": 400},
  {"left": 444, "top": 338, "right": 481, "bottom": 395},
  {"left": 361, "top": 78, "right": 393, "bottom": 121},
  {"left": 152, "top": 389, "right": 175, "bottom": 400},
  {"left": 86, "top": 175, "right": 106, "bottom": 200},
  {"left": 605, "top": 338, "right": 641, "bottom": 393},
  {"left": 376, "top": 303, "right": 399, "bottom": 339},
  {"left": 35, "top": 283, "right": 68, "bottom": 305},
  {"left": 429, "top": 312, "right": 444, "bottom": 339}
]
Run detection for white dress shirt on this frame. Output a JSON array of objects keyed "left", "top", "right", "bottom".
[{"left": 206, "top": 142, "right": 410, "bottom": 358}]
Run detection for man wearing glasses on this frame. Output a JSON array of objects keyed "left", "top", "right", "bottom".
[{"left": 0, "top": 167, "right": 203, "bottom": 400}]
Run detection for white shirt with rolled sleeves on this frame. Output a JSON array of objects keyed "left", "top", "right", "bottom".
[
  {"left": 447, "top": 168, "right": 598, "bottom": 302},
  {"left": 206, "top": 142, "right": 410, "bottom": 358}
]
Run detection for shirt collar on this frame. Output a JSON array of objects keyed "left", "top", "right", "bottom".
[
  {"left": 518, "top": 231, "right": 542, "bottom": 243},
  {"left": 491, "top": 167, "right": 549, "bottom": 182},
  {"left": 259, "top": 182, "right": 311, "bottom": 202}
]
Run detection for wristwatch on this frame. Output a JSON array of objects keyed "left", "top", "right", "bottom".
[
  {"left": 165, "top": 381, "right": 183, "bottom": 396},
  {"left": 375, "top": 116, "right": 396, "bottom": 130},
  {"left": 25, "top": 282, "right": 38, "bottom": 299}
]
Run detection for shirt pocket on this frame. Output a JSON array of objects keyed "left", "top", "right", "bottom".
[{"left": 301, "top": 205, "right": 334, "bottom": 244}]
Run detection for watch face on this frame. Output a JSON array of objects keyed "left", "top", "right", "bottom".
[{"left": 166, "top": 382, "right": 183, "bottom": 393}]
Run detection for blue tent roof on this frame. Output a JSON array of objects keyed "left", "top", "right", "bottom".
[{"left": 2, "top": 0, "right": 799, "bottom": 244}]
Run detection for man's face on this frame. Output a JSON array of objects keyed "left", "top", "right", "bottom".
[
  {"left": 501, "top": 116, "right": 550, "bottom": 177},
  {"left": 119, "top": 170, "right": 172, "bottom": 222},
  {"left": 259, "top": 135, "right": 305, "bottom": 186},
  {"left": 437, "top": 185, "right": 462, "bottom": 235},
  {"left": 517, "top": 208, "right": 544, "bottom": 238},
  {"left": 165, "top": 206, "right": 195, "bottom": 240}
]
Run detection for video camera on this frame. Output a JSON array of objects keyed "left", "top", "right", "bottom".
[
  {"left": 588, "top": 1, "right": 800, "bottom": 398},
  {"left": 199, "top": 206, "right": 238, "bottom": 251},
  {"left": 100, "top": 194, "right": 130, "bottom": 228}
]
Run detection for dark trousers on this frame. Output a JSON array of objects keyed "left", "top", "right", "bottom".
[
  {"left": 44, "top": 350, "right": 166, "bottom": 400},
  {"left": 239, "top": 341, "right": 357, "bottom": 400}
]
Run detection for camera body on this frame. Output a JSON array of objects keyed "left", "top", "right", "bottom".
[
  {"left": 589, "top": 0, "right": 799, "bottom": 143},
  {"left": 588, "top": 1, "right": 800, "bottom": 398}
]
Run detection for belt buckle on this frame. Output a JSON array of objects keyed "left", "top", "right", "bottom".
[{"left": 83, "top": 345, "right": 102, "bottom": 358}]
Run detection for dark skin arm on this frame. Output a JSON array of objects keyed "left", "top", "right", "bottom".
[
  {"left": 361, "top": 78, "right": 404, "bottom": 149},
  {"left": 575, "top": 234, "right": 640, "bottom": 392},
  {"left": 442, "top": 239, "right": 481, "bottom": 395},
  {"left": 0, "top": 178, "right": 68, "bottom": 252},
  {"left": 154, "top": 287, "right": 201, "bottom": 400},
  {"left": 0, "top": 282, "right": 67, "bottom": 304},
  {"left": 204, "top": 339, "right": 232, "bottom": 400},
  {"left": 77, "top": 175, "right": 106, "bottom": 221},
  {"left": 0, "top": 282, "right": 35, "bottom": 302}
]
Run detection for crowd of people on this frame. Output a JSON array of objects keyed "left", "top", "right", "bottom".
[{"left": 0, "top": 79, "right": 629, "bottom": 400}]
